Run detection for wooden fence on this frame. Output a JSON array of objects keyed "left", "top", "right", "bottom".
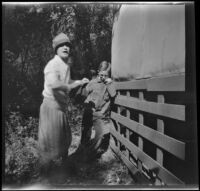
[
  {"left": 109, "top": 73, "right": 194, "bottom": 185},
  {"left": 110, "top": 3, "right": 197, "bottom": 186}
]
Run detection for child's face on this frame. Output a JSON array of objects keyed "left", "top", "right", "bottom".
[{"left": 98, "top": 71, "right": 109, "bottom": 82}]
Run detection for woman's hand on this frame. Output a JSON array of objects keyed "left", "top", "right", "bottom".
[{"left": 81, "top": 78, "right": 89, "bottom": 84}]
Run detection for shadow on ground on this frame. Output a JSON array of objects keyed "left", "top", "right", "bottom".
[
  {"left": 4, "top": 134, "right": 135, "bottom": 190},
  {"left": 32, "top": 143, "right": 135, "bottom": 189}
]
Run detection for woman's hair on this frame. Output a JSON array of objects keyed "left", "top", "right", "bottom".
[{"left": 98, "top": 61, "right": 111, "bottom": 76}]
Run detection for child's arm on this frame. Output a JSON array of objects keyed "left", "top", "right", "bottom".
[
  {"left": 106, "top": 82, "right": 117, "bottom": 113},
  {"left": 106, "top": 82, "right": 117, "bottom": 98}
]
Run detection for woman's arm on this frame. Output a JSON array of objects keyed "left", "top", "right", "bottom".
[
  {"left": 47, "top": 74, "right": 88, "bottom": 93},
  {"left": 68, "top": 80, "right": 85, "bottom": 90},
  {"left": 46, "top": 72, "right": 69, "bottom": 92},
  {"left": 45, "top": 72, "right": 69, "bottom": 91},
  {"left": 67, "top": 69, "right": 89, "bottom": 91}
]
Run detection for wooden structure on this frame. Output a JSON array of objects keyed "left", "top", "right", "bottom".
[{"left": 110, "top": 3, "right": 198, "bottom": 185}]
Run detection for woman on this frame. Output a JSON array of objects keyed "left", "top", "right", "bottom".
[{"left": 38, "top": 33, "right": 88, "bottom": 174}]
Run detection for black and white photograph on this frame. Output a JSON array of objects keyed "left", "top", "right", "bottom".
[{"left": 2, "top": 1, "right": 198, "bottom": 190}]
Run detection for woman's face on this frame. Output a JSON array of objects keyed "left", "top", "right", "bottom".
[{"left": 57, "top": 43, "right": 70, "bottom": 60}]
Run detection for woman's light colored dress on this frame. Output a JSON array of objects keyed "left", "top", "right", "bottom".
[{"left": 38, "top": 55, "right": 72, "bottom": 164}]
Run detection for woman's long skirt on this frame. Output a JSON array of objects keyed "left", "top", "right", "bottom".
[{"left": 38, "top": 98, "right": 72, "bottom": 165}]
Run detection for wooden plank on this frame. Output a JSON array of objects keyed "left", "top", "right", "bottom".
[
  {"left": 111, "top": 112, "right": 185, "bottom": 160},
  {"left": 116, "top": 105, "right": 121, "bottom": 150},
  {"left": 147, "top": 74, "right": 185, "bottom": 91},
  {"left": 110, "top": 142, "right": 139, "bottom": 175},
  {"left": 114, "top": 79, "right": 147, "bottom": 90},
  {"left": 114, "top": 74, "right": 185, "bottom": 91},
  {"left": 156, "top": 95, "right": 165, "bottom": 166},
  {"left": 110, "top": 143, "right": 152, "bottom": 184},
  {"left": 156, "top": 125, "right": 164, "bottom": 164},
  {"left": 138, "top": 92, "right": 144, "bottom": 171},
  {"left": 115, "top": 95, "right": 185, "bottom": 121},
  {"left": 126, "top": 94, "right": 130, "bottom": 158},
  {"left": 126, "top": 91, "right": 131, "bottom": 158},
  {"left": 126, "top": 91, "right": 131, "bottom": 118},
  {"left": 155, "top": 95, "right": 165, "bottom": 185},
  {"left": 110, "top": 128, "right": 184, "bottom": 184}
]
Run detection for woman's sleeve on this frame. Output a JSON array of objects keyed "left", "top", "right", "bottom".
[
  {"left": 85, "top": 81, "right": 92, "bottom": 93},
  {"left": 45, "top": 64, "right": 69, "bottom": 92},
  {"left": 45, "top": 70, "right": 61, "bottom": 88}
]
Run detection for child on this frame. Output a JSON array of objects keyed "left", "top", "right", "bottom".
[{"left": 80, "top": 61, "right": 116, "bottom": 159}]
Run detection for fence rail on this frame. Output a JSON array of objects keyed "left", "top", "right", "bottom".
[
  {"left": 111, "top": 112, "right": 185, "bottom": 160},
  {"left": 115, "top": 95, "right": 185, "bottom": 121},
  {"left": 110, "top": 74, "right": 187, "bottom": 185},
  {"left": 115, "top": 74, "right": 185, "bottom": 91}
]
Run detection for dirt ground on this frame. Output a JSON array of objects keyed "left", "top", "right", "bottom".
[{"left": 19, "top": 134, "right": 135, "bottom": 190}]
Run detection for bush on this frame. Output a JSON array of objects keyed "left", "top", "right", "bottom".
[
  {"left": 4, "top": 102, "right": 84, "bottom": 185},
  {"left": 67, "top": 98, "right": 84, "bottom": 134},
  {"left": 5, "top": 112, "right": 39, "bottom": 185}
]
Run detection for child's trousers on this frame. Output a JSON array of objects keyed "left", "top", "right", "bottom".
[{"left": 89, "top": 118, "right": 110, "bottom": 152}]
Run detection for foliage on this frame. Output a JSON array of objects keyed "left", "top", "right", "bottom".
[
  {"left": 3, "top": 5, "right": 54, "bottom": 115},
  {"left": 4, "top": 101, "right": 83, "bottom": 185},
  {"left": 5, "top": 112, "right": 39, "bottom": 185},
  {"left": 3, "top": 3, "right": 119, "bottom": 114},
  {"left": 4, "top": 108, "right": 134, "bottom": 186},
  {"left": 3, "top": 3, "right": 121, "bottom": 186}
]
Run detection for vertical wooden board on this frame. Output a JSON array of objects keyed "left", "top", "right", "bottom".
[
  {"left": 156, "top": 95, "right": 165, "bottom": 166},
  {"left": 126, "top": 91, "right": 131, "bottom": 159},
  {"left": 138, "top": 92, "right": 144, "bottom": 171},
  {"left": 138, "top": 92, "right": 144, "bottom": 150},
  {"left": 157, "top": 119, "right": 164, "bottom": 133}
]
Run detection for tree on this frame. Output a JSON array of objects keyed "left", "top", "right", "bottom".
[
  {"left": 3, "top": 4, "right": 53, "bottom": 115},
  {"left": 3, "top": 3, "right": 119, "bottom": 115}
]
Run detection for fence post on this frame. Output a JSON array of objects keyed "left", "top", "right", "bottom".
[
  {"left": 117, "top": 91, "right": 121, "bottom": 150},
  {"left": 138, "top": 92, "right": 144, "bottom": 171},
  {"left": 126, "top": 91, "right": 130, "bottom": 159},
  {"left": 155, "top": 94, "right": 165, "bottom": 185}
]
